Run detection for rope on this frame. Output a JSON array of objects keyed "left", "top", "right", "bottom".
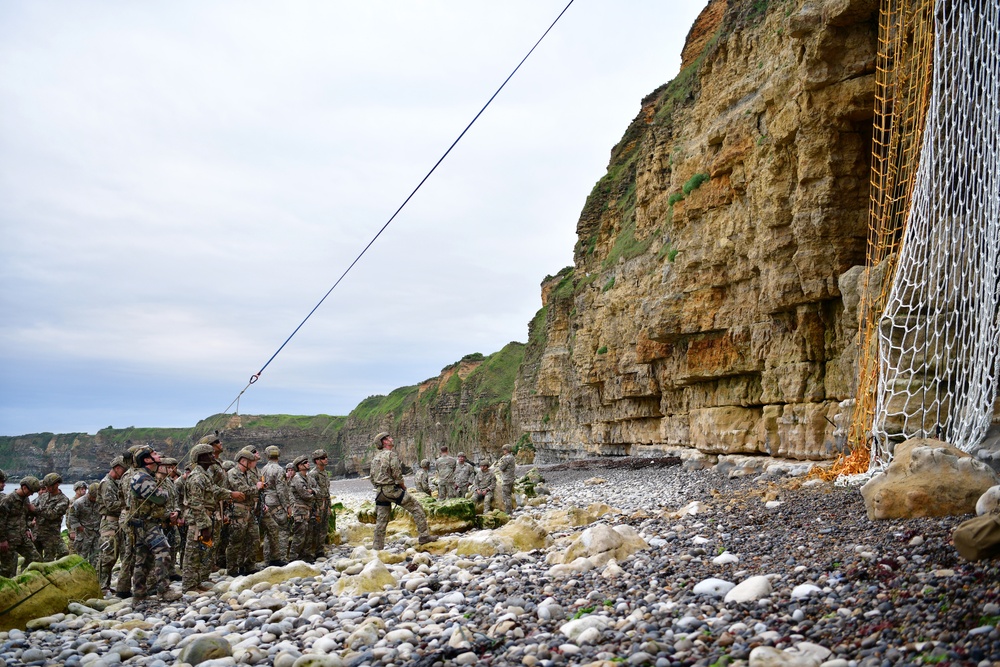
[{"left": 221, "top": 0, "right": 576, "bottom": 417}]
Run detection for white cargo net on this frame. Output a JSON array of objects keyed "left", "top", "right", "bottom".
[{"left": 868, "top": 0, "right": 1000, "bottom": 474}]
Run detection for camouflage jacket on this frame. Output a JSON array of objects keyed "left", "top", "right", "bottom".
[
  {"left": 67, "top": 495, "right": 101, "bottom": 534},
  {"left": 370, "top": 450, "right": 404, "bottom": 489},
  {"left": 226, "top": 466, "right": 259, "bottom": 519},
  {"left": 289, "top": 472, "right": 315, "bottom": 511},
  {"left": 435, "top": 454, "right": 457, "bottom": 483},
  {"left": 414, "top": 468, "right": 432, "bottom": 494},
  {"left": 308, "top": 468, "right": 331, "bottom": 513},
  {"left": 454, "top": 461, "right": 475, "bottom": 488},
  {"left": 260, "top": 461, "right": 287, "bottom": 511},
  {"left": 473, "top": 467, "right": 496, "bottom": 494},
  {"left": 36, "top": 490, "right": 70, "bottom": 536},
  {"left": 183, "top": 466, "right": 222, "bottom": 530},
  {"left": 98, "top": 472, "right": 125, "bottom": 519},
  {"left": 495, "top": 453, "right": 516, "bottom": 484},
  {"left": 129, "top": 468, "right": 169, "bottom": 521},
  {"left": 0, "top": 492, "right": 34, "bottom": 544}
]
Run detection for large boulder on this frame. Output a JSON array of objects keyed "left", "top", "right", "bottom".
[
  {"left": 861, "top": 438, "right": 1000, "bottom": 519},
  {"left": 0, "top": 555, "right": 100, "bottom": 631},
  {"left": 334, "top": 558, "right": 397, "bottom": 596},
  {"left": 548, "top": 523, "right": 648, "bottom": 566},
  {"left": 225, "top": 561, "right": 321, "bottom": 593}
]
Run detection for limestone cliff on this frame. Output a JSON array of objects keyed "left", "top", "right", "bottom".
[{"left": 512, "top": 0, "right": 878, "bottom": 462}]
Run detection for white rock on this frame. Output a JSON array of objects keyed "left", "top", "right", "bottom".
[
  {"left": 438, "top": 591, "right": 465, "bottom": 606},
  {"left": 712, "top": 552, "right": 740, "bottom": 565},
  {"left": 292, "top": 655, "right": 345, "bottom": 667},
  {"left": 559, "top": 615, "right": 610, "bottom": 643},
  {"left": 454, "top": 652, "right": 478, "bottom": 665},
  {"left": 976, "top": 485, "right": 1000, "bottom": 515},
  {"left": 791, "top": 584, "right": 822, "bottom": 599},
  {"left": 385, "top": 629, "right": 416, "bottom": 644},
  {"left": 725, "top": 576, "right": 773, "bottom": 603},
  {"left": 448, "top": 626, "right": 475, "bottom": 649},
  {"left": 748, "top": 646, "right": 820, "bottom": 667},
  {"left": 576, "top": 626, "right": 602, "bottom": 645},
  {"left": 765, "top": 500, "right": 783, "bottom": 509},
  {"left": 602, "top": 559, "right": 624, "bottom": 579},
  {"left": 693, "top": 578, "right": 736, "bottom": 597}
]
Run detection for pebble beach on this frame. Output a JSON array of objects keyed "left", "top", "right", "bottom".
[{"left": 2, "top": 460, "right": 999, "bottom": 667}]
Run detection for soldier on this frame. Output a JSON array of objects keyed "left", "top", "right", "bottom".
[
  {"left": 414, "top": 459, "right": 432, "bottom": 495},
  {"left": 127, "top": 446, "right": 182, "bottom": 603},
  {"left": 307, "top": 449, "right": 331, "bottom": 560},
  {"left": 36, "top": 472, "right": 70, "bottom": 560},
  {"left": 454, "top": 452, "right": 475, "bottom": 498},
  {"left": 494, "top": 444, "right": 517, "bottom": 514},
  {"left": 370, "top": 432, "right": 433, "bottom": 550},
  {"left": 259, "top": 446, "right": 289, "bottom": 566},
  {"left": 472, "top": 460, "right": 496, "bottom": 513},
  {"left": 156, "top": 458, "right": 181, "bottom": 579},
  {"left": 0, "top": 476, "right": 41, "bottom": 577},
  {"left": 288, "top": 455, "right": 315, "bottom": 561},
  {"left": 67, "top": 483, "right": 101, "bottom": 567},
  {"left": 116, "top": 445, "right": 148, "bottom": 597},
  {"left": 226, "top": 448, "right": 263, "bottom": 575},
  {"left": 97, "top": 456, "right": 127, "bottom": 592},
  {"left": 182, "top": 443, "right": 244, "bottom": 591},
  {"left": 435, "top": 445, "right": 457, "bottom": 500}
]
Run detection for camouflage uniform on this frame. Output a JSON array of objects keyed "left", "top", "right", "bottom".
[
  {"left": 182, "top": 465, "right": 228, "bottom": 590},
  {"left": 210, "top": 458, "right": 230, "bottom": 569},
  {"left": 225, "top": 458, "right": 260, "bottom": 574},
  {"left": 307, "top": 456, "right": 331, "bottom": 559},
  {"left": 495, "top": 451, "right": 516, "bottom": 514},
  {"left": 67, "top": 490, "right": 101, "bottom": 567},
  {"left": 414, "top": 461, "right": 432, "bottom": 495},
  {"left": 35, "top": 483, "right": 70, "bottom": 560},
  {"left": 435, "top": 451, "right": 457, "bottom": 500},
  {"left": 97, "top": 469, "right": 126, "bottom": 590},
  {"left": 371, "top": 447, "right": 430, "bottom": 550},
  {"left": 288, "top": 467, "right": 315, "bottom": 561},
  {"left": 0, "top": 481, "right": 40, "bottom": 577},
  {"left": 260, "top": 456, "right": 289, "bottom": 564},
  {"left": 472, "top": 464, "right": 497, "bottom": 512},
  {"left": 454, "top": 456, "right": 475, "bottom": 497},
  {"left": 128, "top": 466, "right": 173, "bottom": 600},
  {"left": 159, "top": 472, "right": 180, "bottom": 577}
]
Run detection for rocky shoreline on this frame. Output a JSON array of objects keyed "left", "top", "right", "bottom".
[{"left": 2, "top": 460, "right": 999, "bottom": 667}]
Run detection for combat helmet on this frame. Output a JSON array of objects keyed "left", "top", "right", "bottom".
[
  {"left": 312, "top": 449, "right": 328, "bottom": 461},
  {"left": 285, "top": 462, "right": 295, "bottom": 471},
  {"left": 110, "top": 455, "right": 126, "bottom": 470},
  {"left": 420, "top": 459, "right": 430, "bottom": 469},
  {"left": 293, "top": 455, "right": 309, "bottom": 468},
  {"left": 457, "top": 451, "right": 466, "bottom": 459},
  {"left": 188, "top": 442, "right": 215, "bottom": 462},
  {"left": 0, "top": 468, "right": 6, "bottom": 482},
  {"left": 222, "top": 460, "right": 236, "bottom": 470},
  {"left": 132, "top": 446, "right": 156, "bottom": 468},
  {"left": 265, "top": 445, "right": 281, "bottom": 458},
  {"left": 42, "top": 472, "right": 62, "bottom": 487},
  {"left": 73, "top": 481, "right": 87, "bottom": 491},
  {"left": 235, "top": 448, "right": 255, "bottom": 463},
  {"left": 373, "top": 432, "right": 390, "bottom": 449},
  {"left": 20, "top": 476, "right": 41, "bottom": 493},
  {"left": 88, "top": 482, "right": 99, "bottom": 496},
  {"left": 159, "top": 457, "right": 177, "bottom": 466},
  {"left": 198, "top": 432, "right": 221, "bottom": 446}
]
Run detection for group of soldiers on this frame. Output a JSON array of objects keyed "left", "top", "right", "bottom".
[
  {"left": 413, "top": 442, "right": 517, "bottom": 513},
  {"left": 0, "top": 434, "right": 335, "bottom": 605}
]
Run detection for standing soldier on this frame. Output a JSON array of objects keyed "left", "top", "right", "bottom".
[
  {"left": 67, "top": 483, "right": 101, "bottom": 567},
  {"left": 226, "top": 448, "right": 263, "bottom": 575},
  {"left": 414, "top": 459, "right": 432, "bottom": 495},
  {"left": 288, "top": 456, "right": 315, "bottom": 561},
  {"left": 67, "top": 481, "right": 87, "bottom": 555},
  {"left": 494, "top": 444, "right": 517, "bottom": 514},
  {"left": 0, "top": 476, "right": 41, "bottom": 577},
  {"left": 370, "top": 432, "right": 433, "bottom": 550},
  {"left": 472, "top": 459, "right": 497, "bottom": 513},
  {"left": 435, "top": 445, "right": 457, "bottom": 500},
  {"left": 307, "top": 449, "right": 331, "bottom": 560},
  {"left": 454, "top": 452, "right": 475, "bottom": 498},
  {"left": 156, "top": 458, "right": 181, "bottom": 580},
  {"left": 36, "top": 473, "right": 70, "bottom": 560},
  {"left": 182, "top": 443, "right": 244, "bottom": 591},
  {"left": 259, "top": 446, "right": 289, "bottom": 566},
  {"left": 97, "top": 456, "right": 127, "bottom": 593},
  {"left": 128, "top": 447, "right": 182, "bottom": 603}
]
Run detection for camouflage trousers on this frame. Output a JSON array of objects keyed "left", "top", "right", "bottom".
[
  {"left": 225, "top": 513, "right": 258, "bottom": 573},
  {"left": 73, "top": 530, "right": 100, "bottom": 569},
  {"left": 116, "top": 523, "right": 135, "bottom": 595},
  {"left": 131, "top": 520, "right": 171, "bottom": 599},
  {"left": 260, "top": 508, "right": 288, "bottom": 563},
  {"left": 182, "top": 524, "right": 214, "bottom": 591},
  {"left": 474, "top": 488, "right": 494, "bottom": 513},
  {"left": 437, "top": 480, "right": 454, "bottom": 500},
  {"left": 36, "top": 528, "right": 68, "bottom": 561},
  {"left": 373, "top": 489, "right": 429, "bottom": 551},
  {"left": 97, "top": 517, "right": 120, "bottom": 590},
  {"left": 499, "top": 481, "right": 515, "bottom": 514},
  {"left": 306, "top": 506, "right": 329, "bottom": 558},
  {"left": 0, "top": 538, "right": 39, "bottom": 578},
  {"left": 288, "top": 510, "right": 309, "bottom": 561}
]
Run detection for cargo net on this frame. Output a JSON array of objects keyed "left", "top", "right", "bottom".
[{"left": 840, "top": 0, "right": 1000, "bottom": 484}]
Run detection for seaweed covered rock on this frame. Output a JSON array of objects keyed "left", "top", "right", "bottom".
[
  {"left": 515, "top": 468, "right": 546, "bottom": 498},
  {"left": 0, "top": 555, "right": 99, "bottom": 631},
  {"left": 357, "top": 496, "right": 479, "bottom": 535}
]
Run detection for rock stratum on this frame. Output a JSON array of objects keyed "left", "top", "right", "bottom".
[{"left": 4, "top": 0, "right": 886, "bottom": 475}]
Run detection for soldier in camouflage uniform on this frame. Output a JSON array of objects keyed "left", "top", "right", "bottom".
[
  {"left": 435, "top": 445, "right": 457, "bottom": 500},
  {"left": 307, "top": 449, "right": 331, "bottom": 560},
  {"left": 472, "top": 459, "right": 496, "bottom": 513},
  {"left": 35, "top": 472, "right": 70, "bottom": 560},
  {"left": 494, "top": 444, "right": 517, "bottom": 514},
  {"left": 370, "top": 432, "right": 433, "bottom": 550},
  {"left": 288, "top": 455, "right": 315, "bottom": 561},
  {"left": 116, "top": 445, "right": 148, "bottom": 597},
  {"left": 182, "top": 443, "right": 244, "bottom": 591},
  {"left": 454, "top": 452, "right": 475, "bottom": 498},
  {"left": 127, "top": 446, "right": 182, "bottom": 603},
  {"left": 226, "top": 448, "right": 263, "bottom": 575},
  {"left": 67, "top": 481, "right": 87, "bottom": 555},
  {"left": 414, "top": 459, "right": 432, "bottom": 495},
  {"left": 67, "top": 482, "right": 101, "bottom": 567},
  {"left": 0, "top": 476, "right": 41, "bottom": 577},
  {"left": 97, "top": 456, "right": 127, "bottom": 592},
  {"left": 259, "top": 446, "right": 289, "bottom": 566},
  {"left": 156, "top": 458, "right": 181, "bottom": 579}
]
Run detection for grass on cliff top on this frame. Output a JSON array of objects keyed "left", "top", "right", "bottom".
[
  {"left": 238, "top": 414, "right": 346, "bottom": 433},
  {"left": 350, "top": 385, "right": 420, "bottom": 423},
  {"left": 463, "top": 342, "right": 525, "bottom": 412}
]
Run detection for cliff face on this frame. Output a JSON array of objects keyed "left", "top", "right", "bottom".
[{"left": 512, "top": 0, "right": 878, "bottom": 462}]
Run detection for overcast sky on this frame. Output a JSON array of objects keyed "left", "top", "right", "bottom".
[{"left": 0, "top": 1, "right": 705, "bottom": 436}]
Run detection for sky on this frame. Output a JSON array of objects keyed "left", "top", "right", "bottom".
[{"left": 0, "top": 1, "right": 706, "bottom": 436}]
